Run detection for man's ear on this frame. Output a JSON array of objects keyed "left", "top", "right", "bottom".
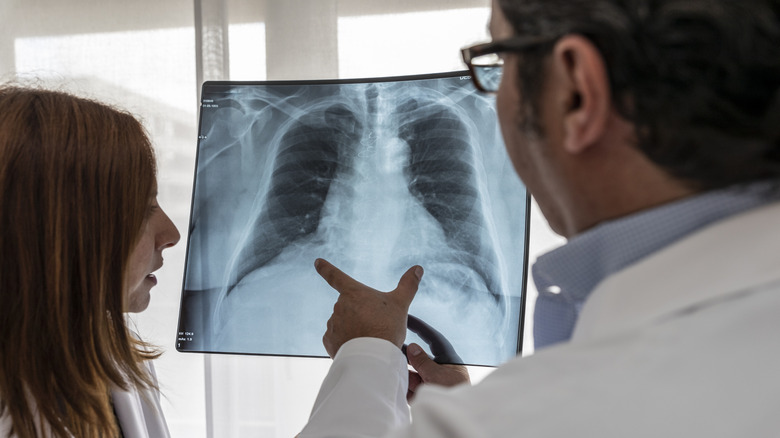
[{"left": 552, "top": 35, "right": 611, "bottom": 154}]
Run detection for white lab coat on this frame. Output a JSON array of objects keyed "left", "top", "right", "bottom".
[
  {"left": 112, "top": 360, "right": 171, "bottom": 438},
  {"left": 0, "top": 360, "right": 169, "bottom": 438},
  {"left": 300, "top": 200, "right": 780, "bottom": 437}
]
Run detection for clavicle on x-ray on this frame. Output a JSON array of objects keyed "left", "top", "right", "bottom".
[{"left": 177, "top": 72, "right": 530, "bottom": 367}]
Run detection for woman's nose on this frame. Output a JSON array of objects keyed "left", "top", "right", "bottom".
[{"left": 157, "top": 208, "right": 181, "bottom": 250}]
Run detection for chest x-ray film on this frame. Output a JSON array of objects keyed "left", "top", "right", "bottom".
[{"left": 177, "top": 71, "right": 530, "bottom": 367}]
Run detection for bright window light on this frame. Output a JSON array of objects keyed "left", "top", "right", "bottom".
[
  {"left": 338, "top": 8, "right": 490, "bottom": 78},
  {"left": 229, "top": 22, "right": 267, "bottom": 81},
  {"left": 15, "top": 27, "right": 196, "bottom": 115}
]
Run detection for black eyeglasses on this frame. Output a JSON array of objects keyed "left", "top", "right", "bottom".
[{"left": 461, "top": 35, "right": 555, "bottom": 93}]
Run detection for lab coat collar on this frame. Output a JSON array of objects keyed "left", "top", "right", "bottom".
[
  {"left": 572, "top": 200, "right": 780, "bottom": 342},
  {"left": 110, "top": 359, "right": 170, "bottom": 438}
]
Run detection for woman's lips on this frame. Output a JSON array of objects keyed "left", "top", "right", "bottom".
[{"left": 147, "top": 273, "right": 158, "bottom": 285}]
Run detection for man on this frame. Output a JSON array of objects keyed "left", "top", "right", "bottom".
[{"left": 299, "top": 0, "right": 780, "bottom": 436}]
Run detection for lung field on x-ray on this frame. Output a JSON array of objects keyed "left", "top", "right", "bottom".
[
  {"left": 231, "top": 103, "right": 362, "bottom": 288},
  {"left": 179, "top": 75, "right": 528, "bottom": 366}
]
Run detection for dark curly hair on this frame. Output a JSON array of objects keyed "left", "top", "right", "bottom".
[{"left": 498, "top": 0, "right": 780, "bottom": 191}]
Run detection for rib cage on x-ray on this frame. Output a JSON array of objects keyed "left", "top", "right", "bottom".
[
  {"left": 231, "top": 103, "right": 362, "bottom": 288},
  {"left": 398, "top": 97, "right": 503, "bottom": 304},
  {"left": 178, "top": 73, "right": 529, "bottom": 367}
]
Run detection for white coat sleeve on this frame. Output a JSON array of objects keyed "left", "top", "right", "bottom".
[{"left": 298, "top": 337, "right": 411, "bottom": 438}]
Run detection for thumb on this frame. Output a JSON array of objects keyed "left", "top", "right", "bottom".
[
  {"left": 406, "top": 343, "right": 437, "bottom": 378},
  {"left": 391, "top": 265, "right": 423, "bottom": 308}
]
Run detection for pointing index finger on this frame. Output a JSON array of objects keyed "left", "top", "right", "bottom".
[{"left": 314, "top": 258, "right": 368, "bottom": 295}]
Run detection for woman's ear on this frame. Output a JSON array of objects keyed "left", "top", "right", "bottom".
[{"left": 551, "top": 35, "right": 612, "bottom": 154}]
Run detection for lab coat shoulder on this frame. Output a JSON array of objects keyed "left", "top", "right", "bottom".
[
  {"left": 112, "top": 358, "right": 171, "bottom": 438},
  {"left": 0, "top": 404, "right": 13, "bottom": 437},
  {"left": 0, "top": 360, "right": 169, "bottom": 438},
  {"left": 573, "top": 200, "right": 780, "bottom": 342}
]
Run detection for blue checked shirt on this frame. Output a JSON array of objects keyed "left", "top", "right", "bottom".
[{"left": 532, "top": 183, "right": 778, "bottom": 349}]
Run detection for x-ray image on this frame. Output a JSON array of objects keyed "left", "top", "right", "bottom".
[{"left": 177, "top": 72, "right": 530, "bottom": 367}]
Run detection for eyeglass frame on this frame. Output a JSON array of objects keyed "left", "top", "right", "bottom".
[{"left": 461, "top": 35, "right": 557, "bottom": 93}]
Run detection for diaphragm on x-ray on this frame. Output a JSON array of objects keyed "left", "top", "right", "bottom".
[{"left": 177, "top": 72, "right": 530, "bottom": 367}]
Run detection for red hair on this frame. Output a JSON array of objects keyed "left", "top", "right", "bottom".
[{"left": 0, "top": 86, "right": 161, "bottom": 437}]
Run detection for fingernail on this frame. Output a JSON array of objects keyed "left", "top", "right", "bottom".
[
  {"left": 414, "top": 266, "right": 423, "bottom": 281},
  {"left": 314, "top": 258, "right": 321, "bottom": 269},
  {"left": 408, "top": 344, "right": 423, "bottom": 356}
]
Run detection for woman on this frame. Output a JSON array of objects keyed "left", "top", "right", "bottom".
[{"left": 0, "top": 86, "right": 180, "bottom": 437}]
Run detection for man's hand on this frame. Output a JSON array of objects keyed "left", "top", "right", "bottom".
[
  {"left": 315, "top": 258, "right": 423, "bottom": 358},
  {"left": 405, "top": 343, "right": 470, "bottom": 402}
]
